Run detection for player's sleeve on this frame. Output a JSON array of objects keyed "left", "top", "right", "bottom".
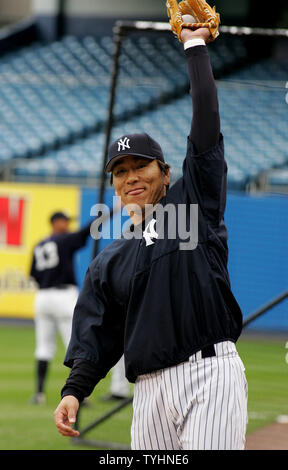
[
  {"left": 62, "top": 259, "right": 126, "bottom": 397},
  {"left": 185, "top": 44, "right": 220, "bottom": 154},
  {"left": 182, "top": 45, "right": 227, "bottom": 227},
  {"left": 64, "top": 222, "right": 92, "bottom": 252},
  {"left": 61, "top": 358, "right": 101, "bottom": 402},
  {"left": 29, "top": 250, "right": 40, "bottom": 285}
]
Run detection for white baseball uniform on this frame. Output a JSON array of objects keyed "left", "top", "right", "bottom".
[{"left": 30, "top": 222, "right": 91, "bottom": 362}]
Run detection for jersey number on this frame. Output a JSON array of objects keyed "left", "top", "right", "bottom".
[{"left": 35, "top": 241, "right": 59, "bottom": 271}]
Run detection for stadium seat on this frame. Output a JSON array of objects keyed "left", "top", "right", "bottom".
[
  {"left": 1, "top": 34, "right": 287, "bottom": 191},
  {"left": 0, "top": 34, "right": 250, "bottom": 163}
]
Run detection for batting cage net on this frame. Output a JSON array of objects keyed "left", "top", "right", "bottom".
[
  {"left": 94, "top": 21, "right": 288, "bottom": 216},
  {"left": 3, "top": 21, "right": 288, "bottom": 200}
]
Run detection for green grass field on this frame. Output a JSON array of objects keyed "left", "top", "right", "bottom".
[{"left": 0, "top": 324, "right": 287, "bottom": 450}]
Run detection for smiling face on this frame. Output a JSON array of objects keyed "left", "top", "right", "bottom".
[{"left": 112, "top": 155, "right": 170, "bottom": 222}]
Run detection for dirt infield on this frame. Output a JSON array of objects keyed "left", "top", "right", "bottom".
[{"left": 245, "top": 422, "right": 288, "bottom": 450}]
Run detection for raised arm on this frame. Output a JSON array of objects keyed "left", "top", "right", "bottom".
[
  {"left": 181, "top": 28, "right": 220, "bottom": 154},
  {"left": 179, "top": 28, "right": 227, "bottom": 227}
]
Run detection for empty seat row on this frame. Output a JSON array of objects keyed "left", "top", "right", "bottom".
[
  {"left": 12, "top": 69, "right": 288, "bottom": 191},
  {"left": 0, "top": 34, "right": 250, "bottom": 163}
]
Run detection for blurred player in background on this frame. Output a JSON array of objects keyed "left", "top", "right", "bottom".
[
  {"left": 101, "top": 355, "right": 131, "bottom": 401},
  {"left": 29, "top": 211, "right": 92, "bottom": 404}
]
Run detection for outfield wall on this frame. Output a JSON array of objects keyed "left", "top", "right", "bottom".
[
  {"left": 0, "top": 182, "right": 81, "bottom": 318},
  {"left": 225, "top": 193, "right": 288, "bottom": 332},
  {"left": 0, "top": 182, "right": 287, "bottom": 331}
]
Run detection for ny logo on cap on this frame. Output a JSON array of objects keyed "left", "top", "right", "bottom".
[{"left": 118, "top": 137, "right": 131, "bottom": 152}]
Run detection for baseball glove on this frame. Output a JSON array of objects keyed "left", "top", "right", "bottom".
[{"left": 166, "top": 0, "right": 220, "bottom": 42}]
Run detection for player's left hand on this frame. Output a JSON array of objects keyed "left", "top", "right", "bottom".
[{"left": 180, "top": 27, "right": 211, "bottom": 44}]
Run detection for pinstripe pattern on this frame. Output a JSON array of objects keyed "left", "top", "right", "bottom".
[{"left": 131, "top": 341, "right": 248, "bottom": 450}]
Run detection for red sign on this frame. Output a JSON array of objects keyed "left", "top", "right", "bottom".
[{"left": 0, "top": 196, "right": 26, "bottom": 246}]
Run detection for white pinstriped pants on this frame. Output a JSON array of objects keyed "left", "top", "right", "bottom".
[{"left": 131, "top": 341, "right": 248, "bottom": 450}]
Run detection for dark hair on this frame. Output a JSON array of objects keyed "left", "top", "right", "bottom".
[{"left": 110, "top": 159, "right": 171, "bottom": 186}]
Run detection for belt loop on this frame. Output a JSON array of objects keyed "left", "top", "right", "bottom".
[{"left": 201, "top": 344, "right": 216, "bottom": 359}]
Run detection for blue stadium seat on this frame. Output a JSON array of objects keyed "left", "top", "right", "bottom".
[
  {"left": 0, "top": 34, "right": 249, "bottom": 163},
  {"left": 1, "top": 34, "right": 287, "bottom": 191}
]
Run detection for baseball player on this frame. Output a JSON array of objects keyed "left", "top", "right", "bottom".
[
  {"left": 29, "top": 211, "right": 92, "bottom": 404},
  {"left": 54, "top": 6, "right": 248, "bottom": 450}
]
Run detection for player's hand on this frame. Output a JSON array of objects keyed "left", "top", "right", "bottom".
[
  {"left": 54, "top": 395, "right": 80, "bottom": 437},
  {"left": 180, "top": 27, "right": 211, "bottom": 44}
]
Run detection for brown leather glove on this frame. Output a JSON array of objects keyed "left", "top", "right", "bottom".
[{"left": 166, "top": 0, "right": 220, "bottom": 42}]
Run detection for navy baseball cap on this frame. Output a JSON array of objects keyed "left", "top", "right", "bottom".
[
  {"left": 50, "top": 211, "right": 71, "bottom": 223},
  {"left": 105, "top": 133, "right": 165, "bottom": 173}
]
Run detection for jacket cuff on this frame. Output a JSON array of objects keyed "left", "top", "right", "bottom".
[{"left": 61, "top": 386, "right": 84, "bottom": 403}]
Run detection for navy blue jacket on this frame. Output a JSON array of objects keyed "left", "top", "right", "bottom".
[
  {"left": 64, "top": 134, "right": 242, "bottom": 385},
  {"left": 62, "top": 45, "right": 243, "bottom": 400}
]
